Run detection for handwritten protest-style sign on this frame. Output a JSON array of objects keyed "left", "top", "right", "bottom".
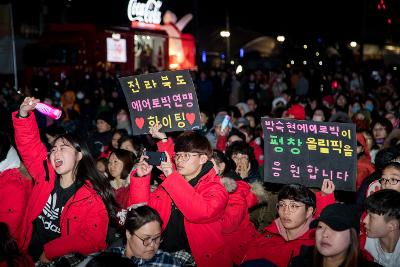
[
  {"left": 262, "top": 118, "right": 357, "bottom": 191},
  {"left": 118, "top": 70, "right": 201, "bottom": 135}
]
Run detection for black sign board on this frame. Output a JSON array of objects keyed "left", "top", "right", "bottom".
[
  {"left": 118, "top": 70, "right": 201, "bottom": 135},
  {"left": 262, "top": 118, "right": 357, "bottom": 191}
]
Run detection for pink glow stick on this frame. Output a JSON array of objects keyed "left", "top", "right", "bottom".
[{"left": 34, "top": 102, "right": 62, "bottom": 120}]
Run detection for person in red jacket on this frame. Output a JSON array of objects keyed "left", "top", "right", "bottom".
[
  {"left": 219, "top": 172, "right": 267, "bottom": 265},
  {"left": 0, "top": 132, "right": 32, "bottom": 244},
  {"left": 356, "top": 133, "right": 375, "bottom": 190},
  {"left": 128, "top": 130, "right": 231, "bottom": 267},
  {"left": 242, "top": 180, "right": 336, "bottom": 267},
  {"left": 12, "top": 97, "right": 117, "bottom": 264}
]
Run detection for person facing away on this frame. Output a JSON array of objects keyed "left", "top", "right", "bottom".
[
  {"left": 128, "top": 129, "right": 230, "bottom": 267},
  {"left": 290, "top": 203, "right": 382, "bottom": 267},
  {"left": 361, "top": 189, "right": 400, "bottom": 267},
  {"left": 0, "top": 132, "right": 32, "bottom": 244},
  {"left": 12, "top": 97, "right": 117, "bottom": 264}
]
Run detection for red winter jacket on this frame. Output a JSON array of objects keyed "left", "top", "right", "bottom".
[
  {"left": 128, "top": 168, "right": 231, "bottom": 267},
  {"left": 12, "top": 111, "right": 109, "bottom": 260},
  {"left": 242, "top": 192, "right": 335, "bottom": 267},
  {"left": 0, "top": 168, "right": 32, "bottom": 243},
  {"left": 220, "top": 179, "right": 263, "bottom": 265}
]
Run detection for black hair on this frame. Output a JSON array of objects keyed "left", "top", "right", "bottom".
[
  {"left": 225, "top": 141, "right": 257, "bottom": 165},
  {"left": 43, "top": 124, "right": 66, "bottom": 138},
  {"left": 244, "top": 111, "right": 261, "bottom": 127},
  {"left": 86, "top": 252, "right": 137, "bottom": 267},
  {"left": 174, "top": 131, "right": 212, "bottom": 158},
  {"left": 382, "top": 161, "right": 400, "bottom": 174},
  {"left": 211, "top": 149, "right": 236, "bottom": 176},
  {"left": 0, "top": 222, "right": 21, "bottom": 266},
  {"left": 0, "top": 132, "right": 11, "bottom": 163},
  {"left": 278, "top": 184, "right": 316, "bottom": 210},
  {"left": 375, "top": 146, "right": 400, "bottom": 170},
  {"left": 227, "top": 105, "right": 241, "bottom": 120},
  {"left": 118, "top": 135, "right": 139, "bottom": 153},
  {"left": 371, "top": 117, "right": 393, "bottom": 137},
  {"left": 108, "top": 149, "right": 136, "bottom": 179},
  {"left": 228, "top": 129, "right": 246, "bottom": 142},
  {"left": 365, "top": 189, "right": 400, "bottom": 222},
  {"left": 96, "top": 157, "right": 108, "bottom": 169},
  {"left": 114, "top": 128, "right": 128, "bottom": 138},
  {"left": 52, "top": 133, "right": 118, "bottom": 221},
  {"left": 125, "top": 206, "right": 163, "bottom": 235},
  {"left": 239, "top": 125, "right": 255, "bottom": 140}
]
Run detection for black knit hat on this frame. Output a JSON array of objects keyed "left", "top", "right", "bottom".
[
  {"left": 96, "top": 111, "right": 115, "bottom": 128},
  {"left": 310, "top": 203, "right": 359, "bottom": 233}
]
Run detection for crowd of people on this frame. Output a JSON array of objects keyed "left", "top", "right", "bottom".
[{"left": 0, "top": 63, "right": 400, "bottom": 267}]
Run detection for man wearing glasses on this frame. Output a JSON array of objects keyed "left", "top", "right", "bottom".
[
  {"left": 128, "top": 125, "right": 230, "bottom": 267},
  {"left": 242, "top": 180, "right": 335, "bottom": 266}
]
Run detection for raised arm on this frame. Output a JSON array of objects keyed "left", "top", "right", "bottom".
[
  {"left": 12, "top": 97, "right": 51, "bottom": 182},
  {"left": 127, "top": 155, "right": 153, "bottom": 206},
  {"left": 314, "top": 179, "right": 336, "bottom": 218}
]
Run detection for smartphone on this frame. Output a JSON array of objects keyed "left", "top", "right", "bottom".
[
  {"left": 220, "top": 115, "right": 231, "bottom": 132},
  {"left": 144, "top": 151, "right": 166, "bottom": 166}
]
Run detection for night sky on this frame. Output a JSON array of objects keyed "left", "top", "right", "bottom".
[{"left": 5, "top": 0, "right": 400, "bottom": 43}]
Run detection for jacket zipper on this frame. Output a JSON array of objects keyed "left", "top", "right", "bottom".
[{"left": 60, "top": 190, "right": 90, "bottom": 236}]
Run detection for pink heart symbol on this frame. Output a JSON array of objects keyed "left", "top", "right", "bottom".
[
  {"left": 185, "top": 113, "right": 196, "bottom": 125},
  {"left": 135, "top": 117, "right": 145, "bottom": 129}
]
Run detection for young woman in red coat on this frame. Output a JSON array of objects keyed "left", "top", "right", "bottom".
[{"left": 12, "top": 97, "right": 117, "bottom": 264}]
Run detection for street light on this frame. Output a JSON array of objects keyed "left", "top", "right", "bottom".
[
  {"left": 350, "top": 41, "right": 357, "bottom": 48},
  {"left": 220, "top": 30, "right": 231, "bottom": 65},
  {"left": 277, "top": 35, "right": 285, "bottom": 42},
  {"left": 220, "top": 30, "right": 230, "bottom": 38}
]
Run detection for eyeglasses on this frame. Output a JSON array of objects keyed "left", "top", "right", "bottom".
[
  {"left": 173, "top": 153, "right": 202, "bottom": 162},
  {"left": 133, "top": 233, "right": 162, "bottom": 247},
  {"left": 276, "top": 202, "right": 305, "bottom": 213},
  {"left": 379, "top": 177, "right": 400, "bottom": 185}
]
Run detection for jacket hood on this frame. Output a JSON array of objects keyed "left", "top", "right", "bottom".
[
  {"left": 0, "top": 146, "right": 20, "bottom": 173},
  {"left": 110, "top": 175, "right": 130, "bottom": 190},
  {"left": 220, "top": 177, "right": 237, "bottom": 193},
  {"left": 250, "top": 181, "right": 268, "bottom": 204},
  {"left": 357, "top": 133, "right": 371, "bottom": 160}
]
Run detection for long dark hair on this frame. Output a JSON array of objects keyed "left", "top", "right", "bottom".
[
  {"left": 313, "top": 228, "right": 359, "bottom": 267},
  {"left": 0, "top": 222, "right": 20, "bottom": 267},
  {"left": 52, "top": 133, "right": 118, "bottom": 220}
]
